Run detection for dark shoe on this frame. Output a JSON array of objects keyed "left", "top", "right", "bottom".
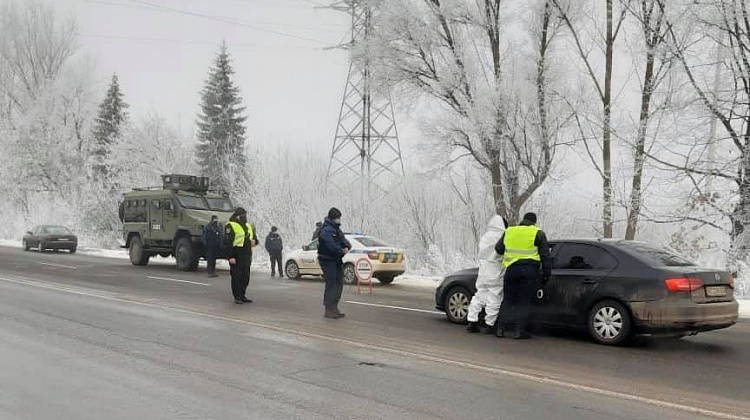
[
  {"left": 234, "top": 298, "right": 244, "bottom": 304},
  {"left": 242, "top": 297, "right": 253, "bottom": 303},
  {"left": 484, "top": 323, "right": 496, "bottom": 334},
  {"left": 466, "top": 321, "right": 480, "bottom": 333},
  {"left": 495, "top": 325, "right": 505, "bottom": 338},
  {"left": 324, "top": 308, "right": 340, "bottom": 319},
  {"left": 333, "top": 308, "right": 345, "bottom": 318},
  {"left": 514, "top": 331, "right": 532, "bottom": 340},
  {"left": 271, "top": 273, "right": 275, "bottom": 277},
  {"left": 209, "top": 274, "right": 218, "bottom": 278}
]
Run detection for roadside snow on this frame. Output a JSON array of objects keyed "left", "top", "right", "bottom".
[{"left": 739, "top": 300, "right": 750, "bottom": 319}]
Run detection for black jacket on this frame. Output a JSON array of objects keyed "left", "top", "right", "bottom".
[
  {"left": 265, "top": 232, "right": 283, "bottom": 254},
  {"left": 317, "top": 218, "right": 351, "bottom": 263},
  {"left": 202, "top": 221, "right": 222, "bottom": 248},
  {"left": 495, "top": 219, "right": 552, "bottom": 281}
]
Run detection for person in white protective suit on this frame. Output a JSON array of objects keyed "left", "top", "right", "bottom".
[{"left": 467, "top": 215, "right": 507, "bottom": 334}]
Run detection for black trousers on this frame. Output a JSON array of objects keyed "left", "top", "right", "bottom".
[
  {"left": 230, "top": 253, "right": 252, "bottom": 299},
  {"left": 269, "top": 252, "right": 283, "bottom": 276},
  {"left": 205, "top": 246, "right": 217, "bottom": 275},
  {"left": 320, "top": 258, "right": 343, "bottom": 309},
  {"left": 497, "top": 262, "right": 539, "bottom": 333}
]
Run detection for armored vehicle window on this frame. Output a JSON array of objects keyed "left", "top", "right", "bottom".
[
  {"left": 205, "top": 197, "right": 233, "bottom": 211},
  {"left": 165, "top": 200, "right": 174, "bottom": 211},
  {"left": 153, "top": 200, "right": 161, "bottom": 209},
  {"left": 176, "top": 194, "right": 208, "bottom": 210},
  {"left": 140, "top": 199, "right": 147, "bottom": 207}
]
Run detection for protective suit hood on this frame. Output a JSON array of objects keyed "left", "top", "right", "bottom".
[{"left": 476, "top": 215, "right": 507, "bottom": 289}]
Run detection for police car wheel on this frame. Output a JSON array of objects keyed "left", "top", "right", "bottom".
[
  {"left": 23, "top": 240, "right": 29, "bottom": 251},
  {"left": 342, "top": 264, "right": 356, "bottom": 285},
  {"left": 285, "top": 260, "right": 301, "bottom": 279},
  {"left": 377, "top": 276, "right": 395, "bottom": 285}
]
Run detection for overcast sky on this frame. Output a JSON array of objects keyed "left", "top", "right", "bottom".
[{"left": 35, "top": 0, "right": 400, "bottom": 157}]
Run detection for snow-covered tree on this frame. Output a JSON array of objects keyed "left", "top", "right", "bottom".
[
  {"left": 91, "top": 73, "right": 128, "bottom": 176},
  {"left": 195, "top": 43, "right": 248, "bottom": 192}
]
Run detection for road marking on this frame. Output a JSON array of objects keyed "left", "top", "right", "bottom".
[
  {"left": 345, "top": 300, "right": 443, "bottom": 315},
  {"left": 0, "top": 274, "right": 746, "bottom": 420},
  {"left": 39, "top": 262, "right": 77, "bottom": 270},
  {"left": 146, "top": 276, "right": 211, "bottom": 286}
]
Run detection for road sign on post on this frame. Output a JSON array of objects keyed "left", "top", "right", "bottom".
[{"left": 355, "top": 258, "right": 373, "bottom": 294}]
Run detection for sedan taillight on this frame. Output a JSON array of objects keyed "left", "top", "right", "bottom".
[{"left": 665, "top": 277, "right": 703, "bottom": 293}]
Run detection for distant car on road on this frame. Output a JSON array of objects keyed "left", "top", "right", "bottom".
[
  {"left": 23, "top": 225, "right": 78, "bottom": 253},
  {"left": 435, "top": 239, "right": 739, "bottom": 345},
  {"left": 285, "top": 235, "right": 406, "bottom": 285}
]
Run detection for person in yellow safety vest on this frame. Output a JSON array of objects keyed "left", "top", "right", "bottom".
[
  {"left": 224, "top": 207, "right": 258, "bottom": 305},
  {"left": 493, "top": 212, "right": 551, "bottom": 339}
]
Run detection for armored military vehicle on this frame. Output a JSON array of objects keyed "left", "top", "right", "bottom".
[{"left": 119, "top": 174, "right": 235, "bottom": 271}]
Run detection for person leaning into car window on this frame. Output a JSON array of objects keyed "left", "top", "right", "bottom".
[{"left": 494, "top": 212, "right": 552, "bottom": 339}]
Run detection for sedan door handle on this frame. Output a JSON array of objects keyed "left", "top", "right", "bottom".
[{"left": 582, "top": 279, "right": 598, "bottom": 285}]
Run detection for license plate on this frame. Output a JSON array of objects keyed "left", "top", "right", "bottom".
[{"left": 705, "top": 286, "right": 727, "bottom": 297}]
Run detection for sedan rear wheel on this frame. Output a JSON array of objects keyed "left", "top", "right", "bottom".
[
  {"left": 445, "top": 286, "right": 471, "bottom": 324},
  {"left": 23, "top": 239, "right": 29, "bottom": 251},
  {"left": 588, "top": 300, "right": 632, "bottom": 346}
]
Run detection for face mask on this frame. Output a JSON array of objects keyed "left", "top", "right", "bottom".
[
  {"left": 239, "top": 216, "right": 247, "bottom": 224},
  {"left": 333, "top": 218, "right": 341, "bottom": 225}
]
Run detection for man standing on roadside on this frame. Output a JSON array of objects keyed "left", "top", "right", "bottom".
[
  {"left": 317, "top": 208, "right": 351, "bottom": 319},
  {"left": 202, "top": 215, "right": 222, "bottom": 278},
  {"left": 494, "top": 212, "right": 551, "bottom": 339},
  {"left": 265, "top": 226, "right": 284, "bottom": 277},
  {"left": 224, "top": 207, "right": 258, "bottom": 305}
]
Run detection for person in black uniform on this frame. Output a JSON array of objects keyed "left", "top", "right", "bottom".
[{"left": 224, "top": 207, "right": 258, "bottom": 304}]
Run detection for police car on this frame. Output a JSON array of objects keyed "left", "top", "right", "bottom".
[{"left": 284, "top": 235, "right": 406, "bottom": 285}]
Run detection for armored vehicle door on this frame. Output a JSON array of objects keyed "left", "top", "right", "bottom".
[{"left": 150, "top": 198, "right": 170, "bottom": 244}]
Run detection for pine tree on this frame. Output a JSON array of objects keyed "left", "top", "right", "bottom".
[
  {"left": 195, "top": 42, "right": 248, "bottom": 192},
  {"left": 92, "top": 73, "right": 128, "bottom": 176}
]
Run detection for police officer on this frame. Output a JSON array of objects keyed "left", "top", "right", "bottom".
[
  {"left": 494, "top": 212, "right": 551, "bottom": 339},
  {"left": 317, "top": 208, "right": 351, "bottom": 319},
  {"left": 224, "top": 207, "right": 258, "bottom": 304},
  {"left": 202, "top": 215, "right": 222, "bottom": 278}
]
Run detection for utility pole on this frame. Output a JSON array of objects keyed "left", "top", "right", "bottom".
[{"left": 326, "top": 0, "right": 404, "bottom": 193}]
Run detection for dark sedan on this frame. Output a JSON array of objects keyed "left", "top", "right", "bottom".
[
  {"left": 435, "top": 239, "right": 739, "bottom": 345},
  {"left": 23, "top": 225, "right": 78, "bottom": 253}
]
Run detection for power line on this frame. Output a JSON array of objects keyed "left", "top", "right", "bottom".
[
  {"left": 79, "top": 0, "right": 345, "bottom": 34},
  {"left": 119, "top": 0, "right": 332, "bottom": 45},
  {"left": 80, "top": 32, "right": 320, "bottom": 50}
]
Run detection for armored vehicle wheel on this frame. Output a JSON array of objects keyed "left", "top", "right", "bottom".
[
  {"left": 129, "top": 236, "right": 150, "bottom": 266},
  {"left": 175, "top": 237, "right": 199, "bottom": 271}
]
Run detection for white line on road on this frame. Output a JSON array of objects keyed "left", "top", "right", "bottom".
[
  {"left": 0, "top": 274, "right": 746, "bottom": 420},
  {"left": 39, "top": 262, "right": 77, "bottom": 270},
  {"left": 146, "top": 276, "right": 211, "bottom": 286},
  {"left": 345, "top": 300, "right": 443, "bottom": 315}
]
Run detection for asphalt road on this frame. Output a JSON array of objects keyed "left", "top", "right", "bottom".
[{"left": 1, "top": 245, "right": 748, "bottom": 420}]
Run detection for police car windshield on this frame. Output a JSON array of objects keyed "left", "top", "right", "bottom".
[
  {"left": 205, "top": 197, "right": 233, "bottom": 211},
  {"left": 176, "top": 194, "right": 208, "bottom": 210}
]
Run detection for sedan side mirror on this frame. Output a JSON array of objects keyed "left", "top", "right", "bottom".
[{"left": 26, "top": 231, "right": 33, "bottom": 236}]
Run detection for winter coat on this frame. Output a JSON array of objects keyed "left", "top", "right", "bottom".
[
  {"left": 317, "top": 217, "right": 351, "bottom": 263},
  {"left": 202, "top": 221, "right": 223, "bottom": 248},
  {"left": 476, "top": 215, "right": 507, "bottom": 289},
  {"left": 265, "top": 232, "right": 283, "bottom": 254}
]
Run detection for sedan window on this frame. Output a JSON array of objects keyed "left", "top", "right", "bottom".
[
  {"left": 620, "top": 242, "right": 695, "bottom": 267},
  {"left": 554, "top": 244, "right": 617, "bottom": 271},
  {"left": 355, "top": 236, "right": 388, "bottom": 247}
]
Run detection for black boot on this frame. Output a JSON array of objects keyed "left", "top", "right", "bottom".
[
  {"left": 466, "top": 321, "right": 480, "bottom": 333},
  {"left": 514, "top": 327, "right": 531, "bottom": 340},
  {"left": 484, "top": 323, "right": 496, "bottom": 335},
  {"left": 333, "top": 307, "right": 346, "bottom": 318},
  {"left": 325, "top": 308, "right": 342, "bottom": 319},
  {"left": 495, "top": 324, "right": 505, "bottom": 338}
]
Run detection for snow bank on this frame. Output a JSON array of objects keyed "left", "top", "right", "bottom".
[
  {"left": 739, "top": 300, "right": 750, "bottom": 319},
  {"left": 396, "top": 274, "right": 443, "bottom": 290}
]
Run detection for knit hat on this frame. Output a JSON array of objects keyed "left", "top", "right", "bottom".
[
  {"left": 328, "top": 207, "right": 342, "bottom": 220},
  {"left": 523, "top": 212, "right": 537, "bottom": 224},
  {"left": 271, "top": 226, "right": 278, "bottom": 232},
  {"left": 233, "top": 207, "right": 247, "bottom": 216}
]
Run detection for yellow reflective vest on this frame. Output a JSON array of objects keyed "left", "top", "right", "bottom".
[
  {"left": 227, "top": 221, "right": 254, "bottom": 248},
  {"left": 502, "top": 225, "right": 541, "bottom": 268}
]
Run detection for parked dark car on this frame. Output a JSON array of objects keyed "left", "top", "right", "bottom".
[
  {"left": 23, "top": 225, "right": 78, "bottom": 253},
  {"left": 435, "top": 239, "right": 739, "bottom": 345}
]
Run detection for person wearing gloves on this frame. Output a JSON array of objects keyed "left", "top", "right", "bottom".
[
  {"left": 494, "top": 212, "right": 552, "bottom": 339},
  {"left": 466, "top": 215, "right": 508, "bottom": 334},
  {"left": 224, "top": 207, "right": 258, "bottom": 305},
  {"left": 317, "top": 207, "right": 351, "bottom": 319}
]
